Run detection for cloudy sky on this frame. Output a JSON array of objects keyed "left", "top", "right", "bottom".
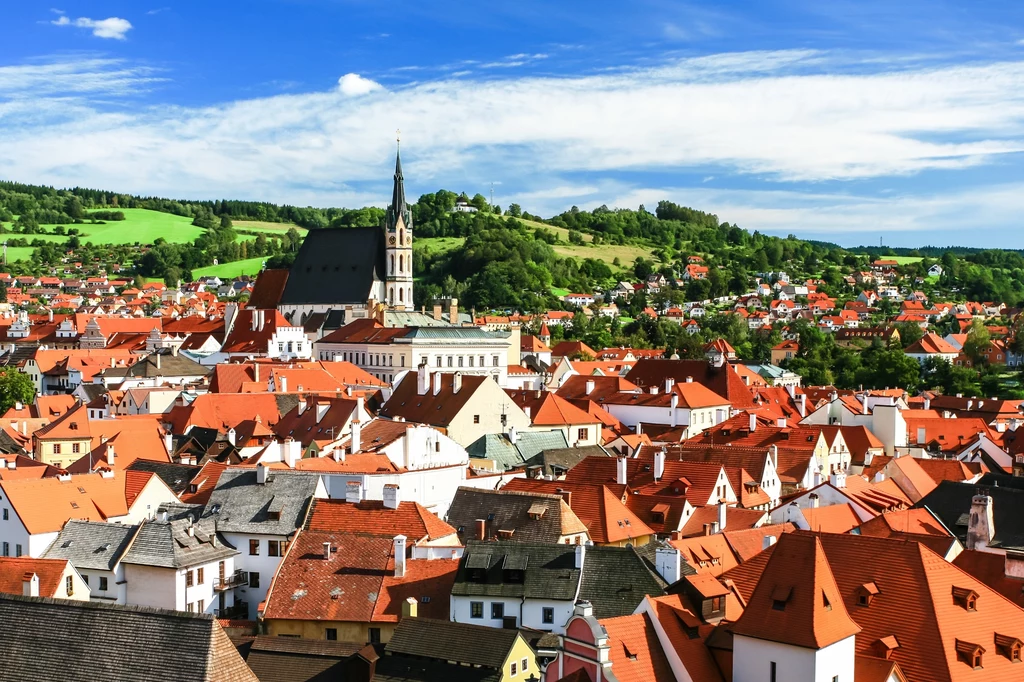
[{"left": 4, "top": 1, "right": 1024, "bottom": 247}]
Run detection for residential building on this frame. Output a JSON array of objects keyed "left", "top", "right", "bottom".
[
  {"left": 445, "top": 487, "right": 590, "bottom": 545},
  {"left": 42, "top": 520, "right": 137, "bottom": 604},
  {"left": 0, "top": 556, "right": 89, "bottom": 600}
]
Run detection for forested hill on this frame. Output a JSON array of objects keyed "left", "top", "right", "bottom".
[{"left": 3, "top": 179, "right": 1024, "bottom": 312}]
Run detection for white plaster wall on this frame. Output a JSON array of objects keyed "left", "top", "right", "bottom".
[
  {"left": 224, "top": 532, "right": 283, "bottom": 620},
  {"left": 124, "top": 564, "right": 179, "bottom": 610}
]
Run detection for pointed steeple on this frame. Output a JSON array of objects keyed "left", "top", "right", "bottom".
[{"left": 386, "top": 140, "right": 411, "bottom": 232}]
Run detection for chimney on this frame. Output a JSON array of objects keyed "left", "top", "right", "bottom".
[
  {"left": 105, "top": 445, "right": 115, "bottom": 467},
  {"left": 862, "top": 394, "right": 868, "bottom": 415},
  {"left": 383, "top": 483, "right": 400, "bottom": 510},
  {"left": 923, "top": 396, "right": 931, "bottom": 411},
  {"left": 346, "top": 480, "right": 364, "bottom": 504},
  {"left": 654, "top": 448, "right": 665, "bottom": 481},
  {"left": 749, "top": 413, "right": 757, "bottom": 432},
  {"left": 809, "top": 493, "right": 819, "bottom": 509},
  {"left": 574, "top": 600, "right": 593, "bottom": 618},
  {"left": 524, "top": 406, "right": 531, "bottom": 420},
  {"left": 297, "top": 396, "right": 308, "bottom": 416},
  {"left": 417, "top": 363, "right": 429, "bottom": 395},
  {"left": 798, "top": 393, "right": 806, "bottom": 418},
  {"left": 158, "top": 510, "right": 169, "bottom": 523},
  {"left": 777, "top": 417, "right": 787, "bottom": 429},
  {"left": 453, "top": 372, "right": 462, "bottom": 394},
  {"left": 916, "top": 427, "right": 926, "bottom": 444},
  {"left": 350, "top": 418, "right": 362, "bottom": 453},
  {"left": 227, "top": 427, "right": 237, "bottom": 446},
  {"left": 615, "top": 456, "right": 630, "bottom": 486},
  {"left": 256, "top": 463, "right": 269, "bottom": 485},
  {"left": 575, "top": 543, "right": 586, "bottom": 569},
  {"left": 685, "top": 376, "right": 693, "bottom": 383},
  {"left": 22, "top": 572, "right": 39, "bottom": 597},
  {"left": 508, "top": 425, "right": 518, "bottom": 445},
  {"left": 283, "top": 438, "right": 301, "bottom": 468},
  {"left": 967, "top": 495, "right": 995, "bottom": 551},
  {"left": 155, "top": 353, "right": 161, "bottom": 370},
  {"left": 476, "top": 519, "right": 487, "bottom": 541},
  {"left": 279, "top": 375, "right": 288, "bottom": 393},
  {"left": 665, "top": 378, "right": 675, "bottom": 393},
  {"left": 393, "top": 535, "right": 407, "bottom": 578},
  {"left": 830, "top": 472, "right": 847, "bottom": 489},
  {"left": 432, "top": 371, "right": 441, "bottom": 396},
  {"left": 670, "top": 393, "right": 679, "bottom": 427},
  {"left": 432, "top": 304, "right": 442, "bottom": 321},
  {"left": 585, "top": 379, "right": 595, "bottom": 395},
  {"left": 449, "top": 298, "right": 458, "bottom": 324},
  {"left": 718, "top": 501, "right": 727, "bottom": 531},
  {"left": 655, "top": 547, "right": 681, "bottom": 584},
  {"left": 558, "top": 488, "right": 572, "bottom": 508},
  {"left": 401, "top": 596, "right": 418, "bottom": 619},
  {"left": 323, "top": 542, "right": 332, "bottom": 560},
  {"left": 763, "top": 535, "right": 777, "bottom": 550},
  {"left": 164, "top": 432, "right": 173, "bottom": 455}
]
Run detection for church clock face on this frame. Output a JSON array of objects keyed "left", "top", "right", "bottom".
[{"left": 389, "top": 236, "right": 396, "bottom": 245}]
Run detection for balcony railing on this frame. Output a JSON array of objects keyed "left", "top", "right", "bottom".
[
  {"left": 213, "top": 570, "right": 248, "bottom": 591},
  {"left": 215, "top": 601, "right": 249, "bottom": 620}
]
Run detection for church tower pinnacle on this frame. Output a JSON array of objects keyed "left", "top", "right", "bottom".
[{"left": 385, "top": 133, "right": 413, "bottom": 309}]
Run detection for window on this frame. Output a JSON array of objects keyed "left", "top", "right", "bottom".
[
  {"left": 492, "top": 356, "right": 499, "bottom": 367},
  {"left": 72, "top": 443, "right": 80, "bottom": 454},
  {"left": 479, "top": 355, "right": 485, "bottom": 366},
  {"left": 447, "top": 356, "right": 453, "bottom": 367},
  {"left": 2, "top": 542, "right": 8, "bottom": 557},
  {"left": 82, "top": 575, "right": 89, "bottom": 586},
  {"left": 577, "top": 428, "right": 588, "bottom": 441},
  {"left": 197, "top": 599, "right": 204, "bottom": 612},
  {"left": 249, "top": 539, "right": 260, "bottom": 556},
  {"left": 186, "top": 602, "right": 195, "bottom": 613},
  {"left": 268, "top": 541, "right": 280, "bottom": 557},
  {"left": 770, "top": 662, "right": 777, "bottom": 682},
  {"left": 470, "top": 601, "right": 484, "bottom": 618},
  {"left": 522, "top": 658, "right": 529, "bottom": 672},
  {"left": 458, "top": 356, "right": 464, "bottom": 367},
  {"left": 249, "top": 572, "right": 260, "bottom": 589},
  {"left": 53, "top": 444, "right": 61, "bottom": 454},
  {"left": 2, "top": 509, "right": 7, "bottom": 520},
  {"left": 436, "top": 356, "right": 442, "bottom": 367},
  {"left": 186, "top": 570, "right": 194, "bottom": 587},
  {"left": 99, "top": 576, "right": 108, "bottom": 591},
  {"left": 511, "top": 662, "right": 517, "bottom": 677},
  {"left": 491, "top": 602, "right": 504, "bottom": 619},
  {"left": 833, "top": 677, "right": 839, "bottom": 682},
  {"left": 66, "top": 576, "right": 74, "bottom": 596},
  {"left": 474, "top": 415, "right": 480, "bottom": 424},
  {"left": 711, "top": 597, "right": 722, "bottom": 611},
  {"left": 325, "top": 628, "right": 338, "bottom": 641},
  {"left": 197, "top": 567, "right": 204, "bottom": 584},
  {"left": 542, "top": 607, "right": 554, "bottom": 624},
  {"left": 369, "top": 628, "right": 381, "bottom": 644}
]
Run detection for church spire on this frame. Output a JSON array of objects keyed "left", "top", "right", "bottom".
[{"left": 386, "top": 132, "right": 410, "bottom": 231}]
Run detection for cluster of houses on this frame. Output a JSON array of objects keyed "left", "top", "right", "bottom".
[{"left": 4, "top": 161, "right": 1024, "bottom": 682}]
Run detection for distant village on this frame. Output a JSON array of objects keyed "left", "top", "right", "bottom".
[{"left": 3, "top": 153, "right": 1024, "bottom": 682}]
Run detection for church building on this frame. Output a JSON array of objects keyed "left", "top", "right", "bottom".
[{"left": 277, "top": 148, "right": 415, "bottom": 325}]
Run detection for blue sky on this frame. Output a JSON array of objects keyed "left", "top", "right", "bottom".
[{"left": 3, "top": 1, "right": 1024, "bottom": 247}]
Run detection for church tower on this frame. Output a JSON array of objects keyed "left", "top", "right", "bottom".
[{"left": 385, "top": 143, "right": 413, "bottom": 309}]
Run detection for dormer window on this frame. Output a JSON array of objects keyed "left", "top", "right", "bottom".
[
  {"left": 856, "top": 582, "right": 879, "bottom": 607},
  {"left": 952, "top": 586, "right": 979, "bottom": 611},
  {"left": 956, "top": 639, "right": 985, "bottom": 669},
  {"left": 995, "top": 634, "right": 1022, "bottom": 662},
  {"left": 771, "top": 585, "right": 792, "bottom": 612}
]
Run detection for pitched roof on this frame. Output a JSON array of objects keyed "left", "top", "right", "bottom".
[
  {"left": 669, "top": 534, "right": 739, "bottom": 576},
  {"left": 599, "top": 613, "right": 675, "bottom": 682},
  {"left": 915, "top": 479, "right": 1024, "bottom": 551},
  {"left": 723, "top": 523, "right": 797, "bottom": 563},
  {"left": 278, "top": 227, "right": 386, "bottom": 306},
  {"left": 625, "top": 359, "right": 757, "bottom": 409},
  {"left": 505, "top": 390, "right": 600, "bottom": 426},
  {"left": 577, "top": 545, "right": 668, "bottom": 618},
  {"left": 42, "top": 519, "right": 138, "bottom": 571},
  {"left": 0, "top": 471, "right": 152, "bottom": 534},
  {"left": 206, "top": 469, "right": 322, "bottom": 536},
  {"left": 0, "top": 557, "right": 70, "bottom": 597},
  {"left": 731, "top": 533, "right": 861, "bottom": 649},
  {"left": 386, "top": 618, "right": 522, "bottom": 670},
  {"left": 262, "top": 530, "right": 456, "bottom": 623},
  {"left": 121, "top": 517, "right": 236, "bottom": 569},
  {"left": 444, "top": 487, "right": 588, "bottom": 544},
  {"left": 246, "top": 269, "right": 290, "bottom": 309},
  {"left": 379, "top": 373, "right": 490, "bottom": 427},
  {"left": 952, "top": 550, "right": 1024, "bottom": 608},
  {"left": 0, "top": 593, "right": 258, "bottom": 682},
  {"left": 905, "top": 332, "right": 959, "bottom": 355},
  {"left": 305, "top": 498, "right": 457, "bottom": 543}
]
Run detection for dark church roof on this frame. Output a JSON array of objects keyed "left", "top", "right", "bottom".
[
  {"left": 386, "top": 150, "right": 412, "bottom": 232},
  {"left": 279, "top": 227, "right": 387, "bottom": 306}
]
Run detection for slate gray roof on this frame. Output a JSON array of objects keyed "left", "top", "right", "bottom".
[
  {"left": 915, "top": 477, "right": 1024, "bottom": 551},
  {"left": 280, "top": 227, "right": 386, "bottom": 306},
  {"left": 126, "top": 460, "right": 200, "bottom": 496},
  {"left": 42, "top": 520, "right": 138, "bottom": 571},
  {"left": 0, "top": 593, "right": 258, "bottom": 681},
  {"left": 577, "top": 544, "right": 668, "bottom": 619},
  {"left": 240, "top": 636, "right": 362, "bottom": 682},
  {"left": 525, "top": 445, "right": 611, "bottom": 477},
  {"left": 467, "top": 430, "right": 569, "bottom": 471},
  {"left": 102, "top": 350, "right": 210, "bottom": 379},
  {"left": 206, "top": 470, "right": 321, "bottom": 536},
  {"left": 386, "top": 618, "right": 521, "bottom": 669},
  {"left": 445, "top": 487, "right": 583, "bottom": 544},
  {"left": 452, "top": 541, "right": 581, "bottom": 601},
  {"left": 121, "top": 517, "right": 236, "bottom": 569}
]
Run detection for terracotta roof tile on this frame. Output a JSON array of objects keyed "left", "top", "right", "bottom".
[
  {"left": 0, "top": 558, "right": 69, "bottom": 597},
  {"left": 306, "top": 498, "right": 457, "bottom": 544}
]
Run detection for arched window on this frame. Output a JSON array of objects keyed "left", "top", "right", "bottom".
[
  {"left": 389, "top": 287, "right": 395, "bottom": 304},
  {"left": 399, "top": 254, "right": 403, "bottom": 273},
  {"left": 400, "top": 229, "right": 404, "bottom": 244},
  {"left": 399, "top": 288, "right": 404, "bottom": 302},
  {"left": 390, "top": 255, "right": 395, "bottom": 273}
]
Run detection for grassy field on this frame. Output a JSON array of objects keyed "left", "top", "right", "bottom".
[
  {"left": 192, "top": 257, "right": 267, "bottom": 279},
  {"left": 2, "top": 208, "right": 205, "bottom": 246},
  {"left": 502, "top": 215, "right": 595, "bottom": 243},
  {"left": 233, "top": 220, "right": 308, "bottom": 235},
  {"left": 550, "top": 287, "right": 570, "bottom": 297},
  {"left": 552, "top": 242, "right": 653, "bottom": 268},
  {"left": 3, "top": 247, "right": 36, "bottom": 264},
  {"left": 414, "top": 237, "right": 466, "bottom": 255},
  {"left": 869, "top": 255, "right": 922, "bottom": 265}
]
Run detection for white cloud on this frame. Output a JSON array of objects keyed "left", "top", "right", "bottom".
[
  {"left": 5, "top": 50, "right": 1024, "bottom": 243},
  {"left": 337, "top": 73, "right": 383, "bottom": 96},
  {"left": 51, "top": 15, "right": 132, "bottom": 39}
]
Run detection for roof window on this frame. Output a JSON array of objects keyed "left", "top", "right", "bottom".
[
  {"left": 956, "top": 639, "right": 984, "bottom": 670},
  {"left": 952, "top": 586, "right": 979, "bottom": 611},
  {"left": 995, "top": 633, "right": 1023, "bottom": 663}
]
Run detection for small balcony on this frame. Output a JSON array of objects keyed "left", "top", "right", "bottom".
[
  {"left": 213, "top": 570, "right": 249, "bottom": 591},
  {"left": 215, "top": 601, "right": 249, "bottom": 620}
]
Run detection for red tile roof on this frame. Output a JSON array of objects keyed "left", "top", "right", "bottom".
[
  {"left": 599, "top": 613, "right": 675, "bottom": 682},
  {"left": 306, "top": 498, "right": 457, "bottom": 544},
  {"left": 0, "top": 557, "right": 70, "bottom": 597}
]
